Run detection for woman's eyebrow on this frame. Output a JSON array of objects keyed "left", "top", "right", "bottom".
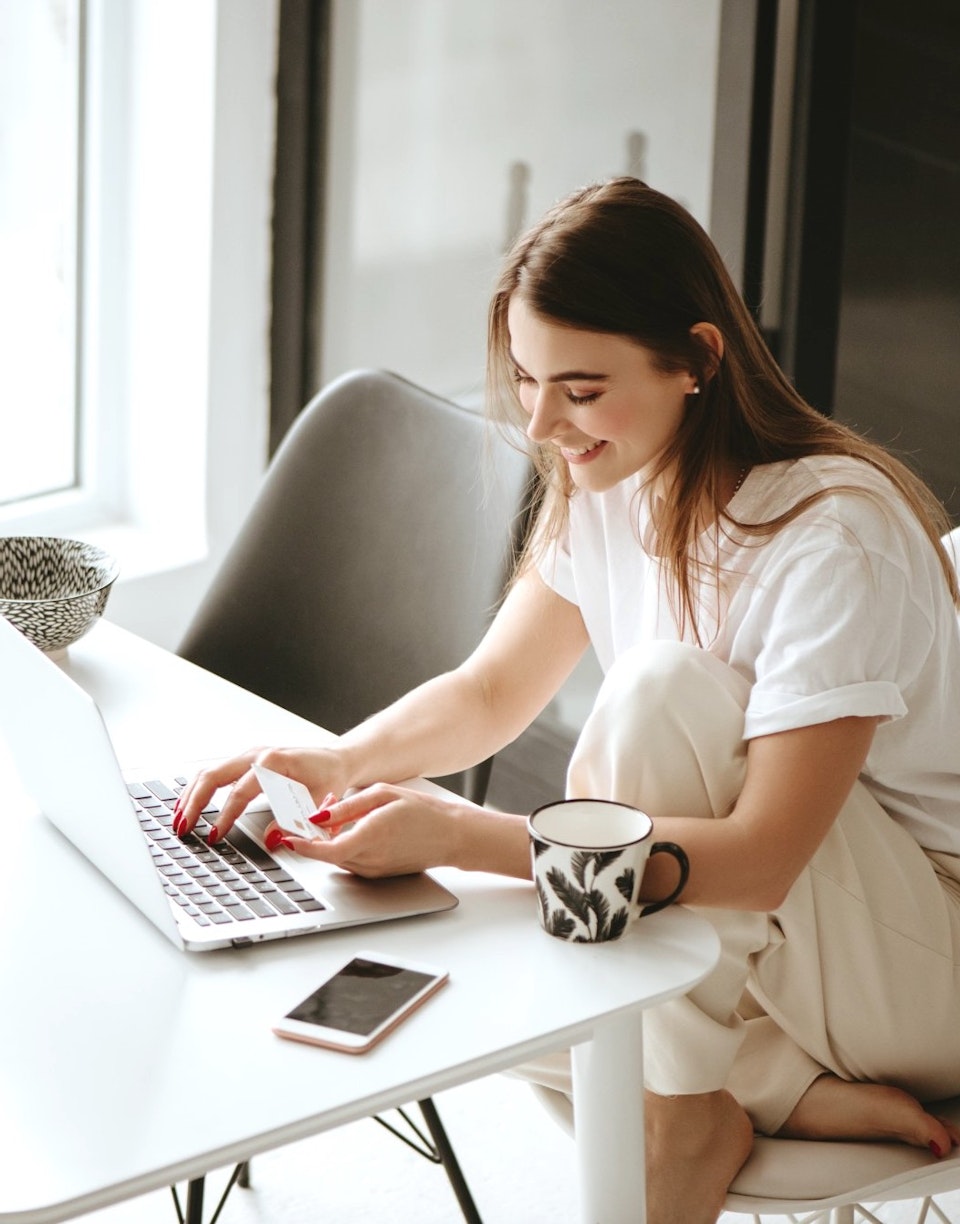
[{"left": 508, "top": 353, "right": 610, "bottom": 382}]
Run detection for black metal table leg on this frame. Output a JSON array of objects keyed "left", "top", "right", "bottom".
[
  {"left": 184, "top": 1178, "right": 205, "bottom": 1224},
  {"left": 417, "top": 1098, "right": 483, "bottom": 1224},
  {"left": 170, "top": 1164, "right": 246, "bottom": 1224}
]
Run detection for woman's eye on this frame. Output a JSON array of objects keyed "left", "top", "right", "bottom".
[{"left": 566, "top": 389, "right": 601, "bottom": 406}]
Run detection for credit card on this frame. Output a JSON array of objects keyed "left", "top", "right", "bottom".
[{"left": 253, "top": 763, "right": 331, "bottom": 841}]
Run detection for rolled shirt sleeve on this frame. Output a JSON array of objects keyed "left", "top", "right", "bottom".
[{"left": 735, "top": 538, "right": 930, "bottom": 740}]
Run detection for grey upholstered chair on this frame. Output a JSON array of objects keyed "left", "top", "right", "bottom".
[
  {"left": 179, "top": 367, "right": 532, "bottom": 804},
  {"left": 175, "top": 368, "right": 533, "bottom": 1224}
]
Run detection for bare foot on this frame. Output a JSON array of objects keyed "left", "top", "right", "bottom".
[
  {"left": 779, "top": 1074, "right": 960, "bottom": 1157},
  {"left": 645, "top": 1088, "right": 753, "bottom": 1224}
]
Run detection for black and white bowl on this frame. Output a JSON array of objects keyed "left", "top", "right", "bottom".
[{"left": 0, "top": 536, "right": 119, "bottom": 654}]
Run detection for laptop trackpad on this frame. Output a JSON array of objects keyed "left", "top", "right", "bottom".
[{"left": 236, "top": 809, "right": 458, "bottom": 920}]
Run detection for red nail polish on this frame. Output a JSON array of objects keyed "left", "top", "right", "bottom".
[
  {"left": 309, "top": 810, "right": 331, "bottom": 825},
  {"left": 930, "top": 1140, "right": 943, "bottom": 1158},
  {"left": 206, "top": 826, "right": 220, "bottom": 846},
  {"left": 279, "top": 838, "right": 295, "bottom": 851},
  {"left": 264, "top": 827, "right": 284, "bottom": 851},
  {"left": 173, "top": 799, "right": 182, "bottom": 817}
]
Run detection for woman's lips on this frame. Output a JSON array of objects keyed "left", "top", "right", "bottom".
[{"left": 561, "top": 440, "right": 607, "bottom": 464}]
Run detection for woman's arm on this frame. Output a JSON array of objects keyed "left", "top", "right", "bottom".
[
  {"left": 176, "top": 567, "right": 590, "bottom": 848},
  {"left": 641, "top": 714, "right": 880, "bottom": 911},
  {"left": 335, "top": 566, "right": 589, "bottom": 786}
]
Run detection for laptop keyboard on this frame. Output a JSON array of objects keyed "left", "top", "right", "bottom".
[{"left": 127, "top": 778, "right": 326, "bottom": 928}]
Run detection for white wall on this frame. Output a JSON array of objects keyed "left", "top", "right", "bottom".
[
  {"left": 104, "top": 0, "right": 279, "bottom": 650},
  {"left": 321, "top": 0, "right": 722, "bottom": 403}
]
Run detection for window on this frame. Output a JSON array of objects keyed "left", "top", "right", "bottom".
[
  {"left": 0, "top": 0, "right": 277, "bottom": 636},
  {"left": 0, "top": 0, "right": 83, "bottom": 507}
]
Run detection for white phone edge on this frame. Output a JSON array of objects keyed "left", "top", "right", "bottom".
[{"left": 272, "top": 949, "right": 450, "bottom": 1054}]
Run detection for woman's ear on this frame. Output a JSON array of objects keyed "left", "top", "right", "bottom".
[{"left": 689, "top": 322, "right": 724, "bottom": 384}]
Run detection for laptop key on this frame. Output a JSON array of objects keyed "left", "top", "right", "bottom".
[
  {"left": 144, "top": 781, "right": 178, "bottom": 802},
  {"left": 268, "top": 892, "right": 299, "bottom": 916},
  {"left": 246, "top": 898, "right": 278, "bottom": 918}
]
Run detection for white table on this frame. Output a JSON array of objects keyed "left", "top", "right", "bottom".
[{"left": 0, "top": 621, "right": 719, "bottom": 1224}]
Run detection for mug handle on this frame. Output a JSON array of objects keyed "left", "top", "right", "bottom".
[{"left": 639, "top": 841, "right": 690, "bottom": 917}]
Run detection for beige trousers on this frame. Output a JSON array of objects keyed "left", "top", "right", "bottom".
[{"left": 519, "top": 641, "right": 960, "bottom": 1134}]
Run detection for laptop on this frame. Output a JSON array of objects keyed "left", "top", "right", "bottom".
[{"left": 0, "top": 614, "right": 458, "bottom": 951}]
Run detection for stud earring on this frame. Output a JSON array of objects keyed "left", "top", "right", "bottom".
[{"left": 690, "top": 383, "right": 701, "bottom": 395}]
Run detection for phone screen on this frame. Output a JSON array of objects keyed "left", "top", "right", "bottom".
[{"left": 285, "top": 956, "right": 439, "bottom": 1037}]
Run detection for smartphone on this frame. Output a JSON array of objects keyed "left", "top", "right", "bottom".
[
  {"left": 273, "top": 952, "right": 450, "bottom": 1054},
  {"left": 253, "top": 762, "right": 331, "bottom": 841}
]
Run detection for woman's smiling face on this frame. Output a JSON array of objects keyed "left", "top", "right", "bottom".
[{"left": 507, "top": 295, "right": 695, "bottom": 494}]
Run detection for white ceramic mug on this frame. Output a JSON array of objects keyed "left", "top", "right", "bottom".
[{"left": 527, "top": 799, "right": 689, "bottom": 942}]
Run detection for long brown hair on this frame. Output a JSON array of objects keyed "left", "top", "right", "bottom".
[{"left": 487, "top": 178, "right": 958, "bottom": 633}]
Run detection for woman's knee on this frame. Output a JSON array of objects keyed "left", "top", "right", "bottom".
[
  {"left": 567, "top": 642, "right": 749, "bottom": 816},
  {"left": 588, "top": 641, "right": 747, "bottom": 740}
]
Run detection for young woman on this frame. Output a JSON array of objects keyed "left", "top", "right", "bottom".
[{"left": 177, "top": 178, "right": 960, "bottom": 1223}]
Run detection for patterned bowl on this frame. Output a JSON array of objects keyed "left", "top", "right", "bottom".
[{"left": 0, "top": 536, "right": 119, "bottom": 654}]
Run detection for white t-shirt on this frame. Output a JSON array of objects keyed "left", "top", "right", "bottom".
[{"left": 537, "top": 455, "right": 960, "bottom": 854}]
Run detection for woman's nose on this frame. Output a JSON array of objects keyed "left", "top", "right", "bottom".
[{"left": 525, "top": 387, "right": 563, "bottom": 444}]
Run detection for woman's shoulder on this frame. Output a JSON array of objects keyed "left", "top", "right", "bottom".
[
  {"left": 744, "top": 454, "right": 891, "bottom": 499},
  {"left": 738, "top": 454, "right": 932, "bottom": 568},
  {"left": 741, "top": 455, "right": 907, "bottom": 524}
]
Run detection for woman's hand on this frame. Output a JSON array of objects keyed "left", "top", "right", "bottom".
[
  {"left": 277, "top": 783, "right": 476, "bottom": 877},
  {"left": 173, "top": 745, "right": 349, "bottom": 843},
  {"left": 175, "top": 752, "right": 533, "bottom": 879}
]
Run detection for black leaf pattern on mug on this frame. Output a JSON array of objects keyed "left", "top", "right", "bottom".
[
  {"left": 531, "top": 836, "right": 550, "bottom": 859},
  {"left": 540, "top": 850, "right": 633, "bottom": 940},
  {"left": 592, "top": 850, "right": 623, "bottom": 876},
  {"left": 571, "top": 850, "right": 594, "bottom": 887},
  {"left": 607, "top": 908, "right": 630, "bottom": 940},
  {"left": 586, "top": 888, "right": 611, "bottom": 940},
  {"left": 615, "top": 867, "right": 636, "bottom": 902},
  {"left": 549, "top": 910, "right": 577, "bottom": 938},
  {"left": 546, "top": 867, "right": 593, "bottom": 926}
]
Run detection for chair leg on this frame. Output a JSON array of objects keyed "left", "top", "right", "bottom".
[{"left": 417, "top": 1097, "right": 484, "bottom": 1224}]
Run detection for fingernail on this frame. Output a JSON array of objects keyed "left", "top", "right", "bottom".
[
  {"left": 309, "top": 810, "right": 332, "bottom": 825},
  {"left": 172, "top": 815, "right": 183, "bottom": 835},
  {"left": 173, "top": 799, "right": 182, "bottom": 817},
  {"left": 206, "top": 826, "right": 220, "bottom": 846},
  {"left": 279, "top": 838, "right": 295, "bottom": 851},
  {"left": 264, "top": 828, "right": 285, "bottom": 851},
  {"left": 930, "top": 1140, "right": 943, "bottom": 1158}
]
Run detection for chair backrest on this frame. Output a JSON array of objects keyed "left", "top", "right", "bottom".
[{"left": 178, "top": 369, "right": 532, "bottom": 802}]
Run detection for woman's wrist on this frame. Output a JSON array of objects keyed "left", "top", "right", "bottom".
[
  {"left": 329, "top": 733, "right": 375, "bottom": 794},
  {"left": 448, "top": 804, "right": 533, "bottom": 878}
]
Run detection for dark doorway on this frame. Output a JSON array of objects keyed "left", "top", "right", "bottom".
[{"left": 831, "top": 0, "right": 960, "bottom": 518}]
